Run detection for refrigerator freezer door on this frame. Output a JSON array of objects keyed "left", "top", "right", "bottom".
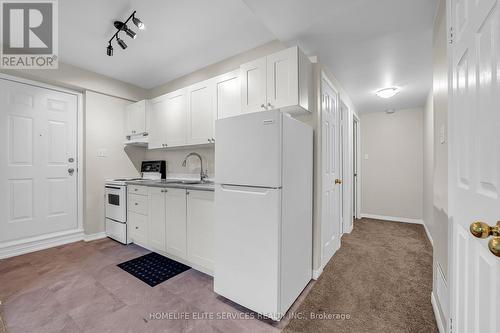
[
  {"left": 215, "top": 110, "right": 282, "bottom": 188},
  {"left": 214, "top": 184, "right": 281, "bottom": 318}
]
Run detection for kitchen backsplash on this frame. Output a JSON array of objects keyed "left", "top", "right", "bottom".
[{"left": 125, "top": 145, "right": 215, "bottom": 179}]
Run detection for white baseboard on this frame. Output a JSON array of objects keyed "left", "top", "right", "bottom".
[
  {"left": 361, "top": 213, "right": 424, "bottom": 224},
  {"left": 431, "top": 292, "right": 446, "bottom": 333},
  {"left": 422, "top": 222, "right": 434, "bottom": 246},
  {"left": 312, "top": 267, "right": 323, "bottom": 280},
  {"left": 83, "top": 232, "right": 107, "bottom": 242},
  {"left": 361, "top": 213, "right": 434, "bottom": 246},
  {"left": 0, "top": 229, "right": 84, "bottom": 259}
]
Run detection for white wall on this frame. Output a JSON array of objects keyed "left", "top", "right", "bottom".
[
  {"left": 361, "top": 108, "right": 424, "bottom": 221},
  {"left": 84, "top": 91, "right": 143, "bottom": 235},
  {"left": 1, "top": 62, "right": 147, "bottom": 101},
  {"left": 143, "top": 147, "right": 215, "bottom": 179}
]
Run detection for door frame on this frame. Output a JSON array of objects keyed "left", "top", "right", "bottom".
[
  {"left": 339, "top": 100, "right": 349, "bottom": 234},
  {"left": 0, "top": 73, "right": 84, "bottom": 257},
  {"left": 353, "top": 113, "right": 361, "bottom": 220},
  {"left": 319, "top": 70, "right": 342, "bottom": 271}
]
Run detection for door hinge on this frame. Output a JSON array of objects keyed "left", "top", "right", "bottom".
[
  {"left": 449, "top": 317, "right": 453, "bottom": 333},
  {"left": 449, "top": 26, "right": 454, "bottom": 45}
]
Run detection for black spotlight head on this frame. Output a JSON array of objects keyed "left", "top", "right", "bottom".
[
  {"left": 132, "top": 16, "right": 145, "bottom": 30},
  {"left": 125, "top": 28, "right": 137, "bottom": 39},
  {"left": 106, "top": 44, "right": 113, "bottom": 56},
  {"left": 117, "top": 37, "right": 127, "bottom": 49}
]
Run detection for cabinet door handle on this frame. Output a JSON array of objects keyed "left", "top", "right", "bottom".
[
  {"left": 134, "top": 188, "right": 138, "bottom": 191},
  {"left": 261, "top": 104, "right": 266, "bottom": 109},
  {"left": 267, "top": 102, "right": 272, "bottom": 109}
]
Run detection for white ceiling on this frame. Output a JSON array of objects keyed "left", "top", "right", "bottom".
[
  {"left": 242, "top": 0, "right": 438, "bottom": 113},
  {"left": 59, "top": 0, "right": 437, "bottom": 113},
  {"left": 59, "top": 0, "right": 275, "bottom": 89}
]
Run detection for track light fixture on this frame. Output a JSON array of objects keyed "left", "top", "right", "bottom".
[
  {"left": 106, "top": 44, "right": 113, "bottom": 56},
  {"left": 106, "top": 10, "right": 144, "bottom": 56},
  {"left": 116, "top": 36, "right": 127, "bottom": 49}
]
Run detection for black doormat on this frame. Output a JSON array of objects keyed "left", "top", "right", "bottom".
[{"left": 117, "top": 252, "right": 190, "bottom": 287}]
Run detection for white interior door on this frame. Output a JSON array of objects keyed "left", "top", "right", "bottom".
[
  {"left": 450, "top": 0, "right": 500, "bottom": 332},
  {"left": 321, "top": 77, "right": 341, "bottom": 267},
  {"left": 0, "top": 79, "right": 78, "bottom": 242}
]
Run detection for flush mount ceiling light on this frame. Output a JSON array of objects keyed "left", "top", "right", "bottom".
[
  {"left": 107, "top": 10, "right": 145, "bottom": 56},
  {"left": 375, "top": 87, "right": 401, "bottom": 99}
]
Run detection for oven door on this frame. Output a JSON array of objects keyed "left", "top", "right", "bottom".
[{"left": 105, "top": 185, "right": 127, "bottom": 223}]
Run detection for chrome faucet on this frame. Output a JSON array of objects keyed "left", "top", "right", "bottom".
[{"left": 182, "top": 152, "right": 208, "bottom": 182}]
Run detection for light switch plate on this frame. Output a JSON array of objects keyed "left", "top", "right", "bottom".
[
  {"left": 439, "top": 125, "right": 446, "bottom": 144},
  {"left": 97, "top": 148, "right": 107, "bottom": 157}
]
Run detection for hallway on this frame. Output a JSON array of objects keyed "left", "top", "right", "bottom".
[{"left": 285, "top": 219, "right": 437, "bottom": 333}]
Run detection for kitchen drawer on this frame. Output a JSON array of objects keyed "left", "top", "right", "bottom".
[
  {"left": 128, "top": 185, "right": 148, "bottom": 196},
  {"left": 128, "top": 194, "right": 148, "bottom": 215},
  {"left": 129, "top": 211, "right": 148, "bottom": 245}
]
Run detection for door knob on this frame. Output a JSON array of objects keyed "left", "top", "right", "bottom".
[
  {"left": 335, "top": 179, "right": 342, "bottom": 184},
  {"left": 68, "top": 168, "right": 75, "bottom": 175},
  {"left": 470, "top": 221, "right": 500, "bottom": 238},
  {"left": 470, "top": 221, "right": 500, "bottom": 257}
]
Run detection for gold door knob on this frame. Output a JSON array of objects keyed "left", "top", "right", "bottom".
[
  {"left": 489, "top": 237, "right": 500, "bottom": 257},
  {"left": 470, "top": 221, "right": 500, "bottom": 257},
  {"left": 470, "top": 221, "right": 500, "bottom": 238},
  {"left": 335, "top": 179, "right": 342, "bottom": 185}
]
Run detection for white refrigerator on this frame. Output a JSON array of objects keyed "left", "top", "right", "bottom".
[{"left": 214, "top": 110, "right": 313, "bottom": 320}]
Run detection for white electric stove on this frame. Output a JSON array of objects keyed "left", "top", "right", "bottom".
[{"left": 104, "top": 161, "right": 166, "bottom": 244}]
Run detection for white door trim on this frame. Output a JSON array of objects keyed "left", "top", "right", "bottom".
[
  {"left": 0, "top": 73, "right": 84, "bottom": 258},
  {"left": 353, "top": 113, "right": 361, "bottom": 220}
]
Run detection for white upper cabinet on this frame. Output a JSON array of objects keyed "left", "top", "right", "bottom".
[
  {"left": 148, "top": 96, "right": 169, "bottom": 149},
  {"left": 240, "top": 46, "right": 312, "bottom": 114},
  {"left": 145, "top": 46, "right": 310, "bottom": 149},
  {"left": 164, "top": 90, "right": 188, "bottom": 147},
  {"left": 240, "top": 57, "right": 267, "bottom": 114},
  {"left": 214, "top": 70, "right": 241, "bottom": 120},
  {"left": 125, "top": 100, "right": 148, "bottom": 136},
  {"left": 187, "top": 80, "right": 215, "bottom": 145}
]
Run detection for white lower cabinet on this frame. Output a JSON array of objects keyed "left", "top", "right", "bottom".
[
  {"left": 165, "top": 188, "right": 188, "bottom": 259},
  {"left": 129, "top": 211, "right": 148, "bottom": 246},
  {"left": 148, "top": 187, "right": 167, "bottom": 252},
  {"left": 129, "top": 186, "right": 214, "bottom": 273},
  {"left": 187, "top": 190, "right": 215, "bottom": 271}
]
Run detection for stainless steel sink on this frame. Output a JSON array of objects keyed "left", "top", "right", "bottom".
[{"left": 168, "top": 180, "right": 214, "bottom": 185}]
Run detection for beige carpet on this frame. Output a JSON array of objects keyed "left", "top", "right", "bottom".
[{"left": 284, "top": 218, "right": 438, "bottom": 333}]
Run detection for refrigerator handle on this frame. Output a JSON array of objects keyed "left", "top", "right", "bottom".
[{"left": 219, "top": 184, "right": 278, "bottom": 194}]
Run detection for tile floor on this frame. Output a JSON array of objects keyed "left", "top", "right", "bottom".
[{"left": 0, "top": 238, "right": 313, "bottom": 333}]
